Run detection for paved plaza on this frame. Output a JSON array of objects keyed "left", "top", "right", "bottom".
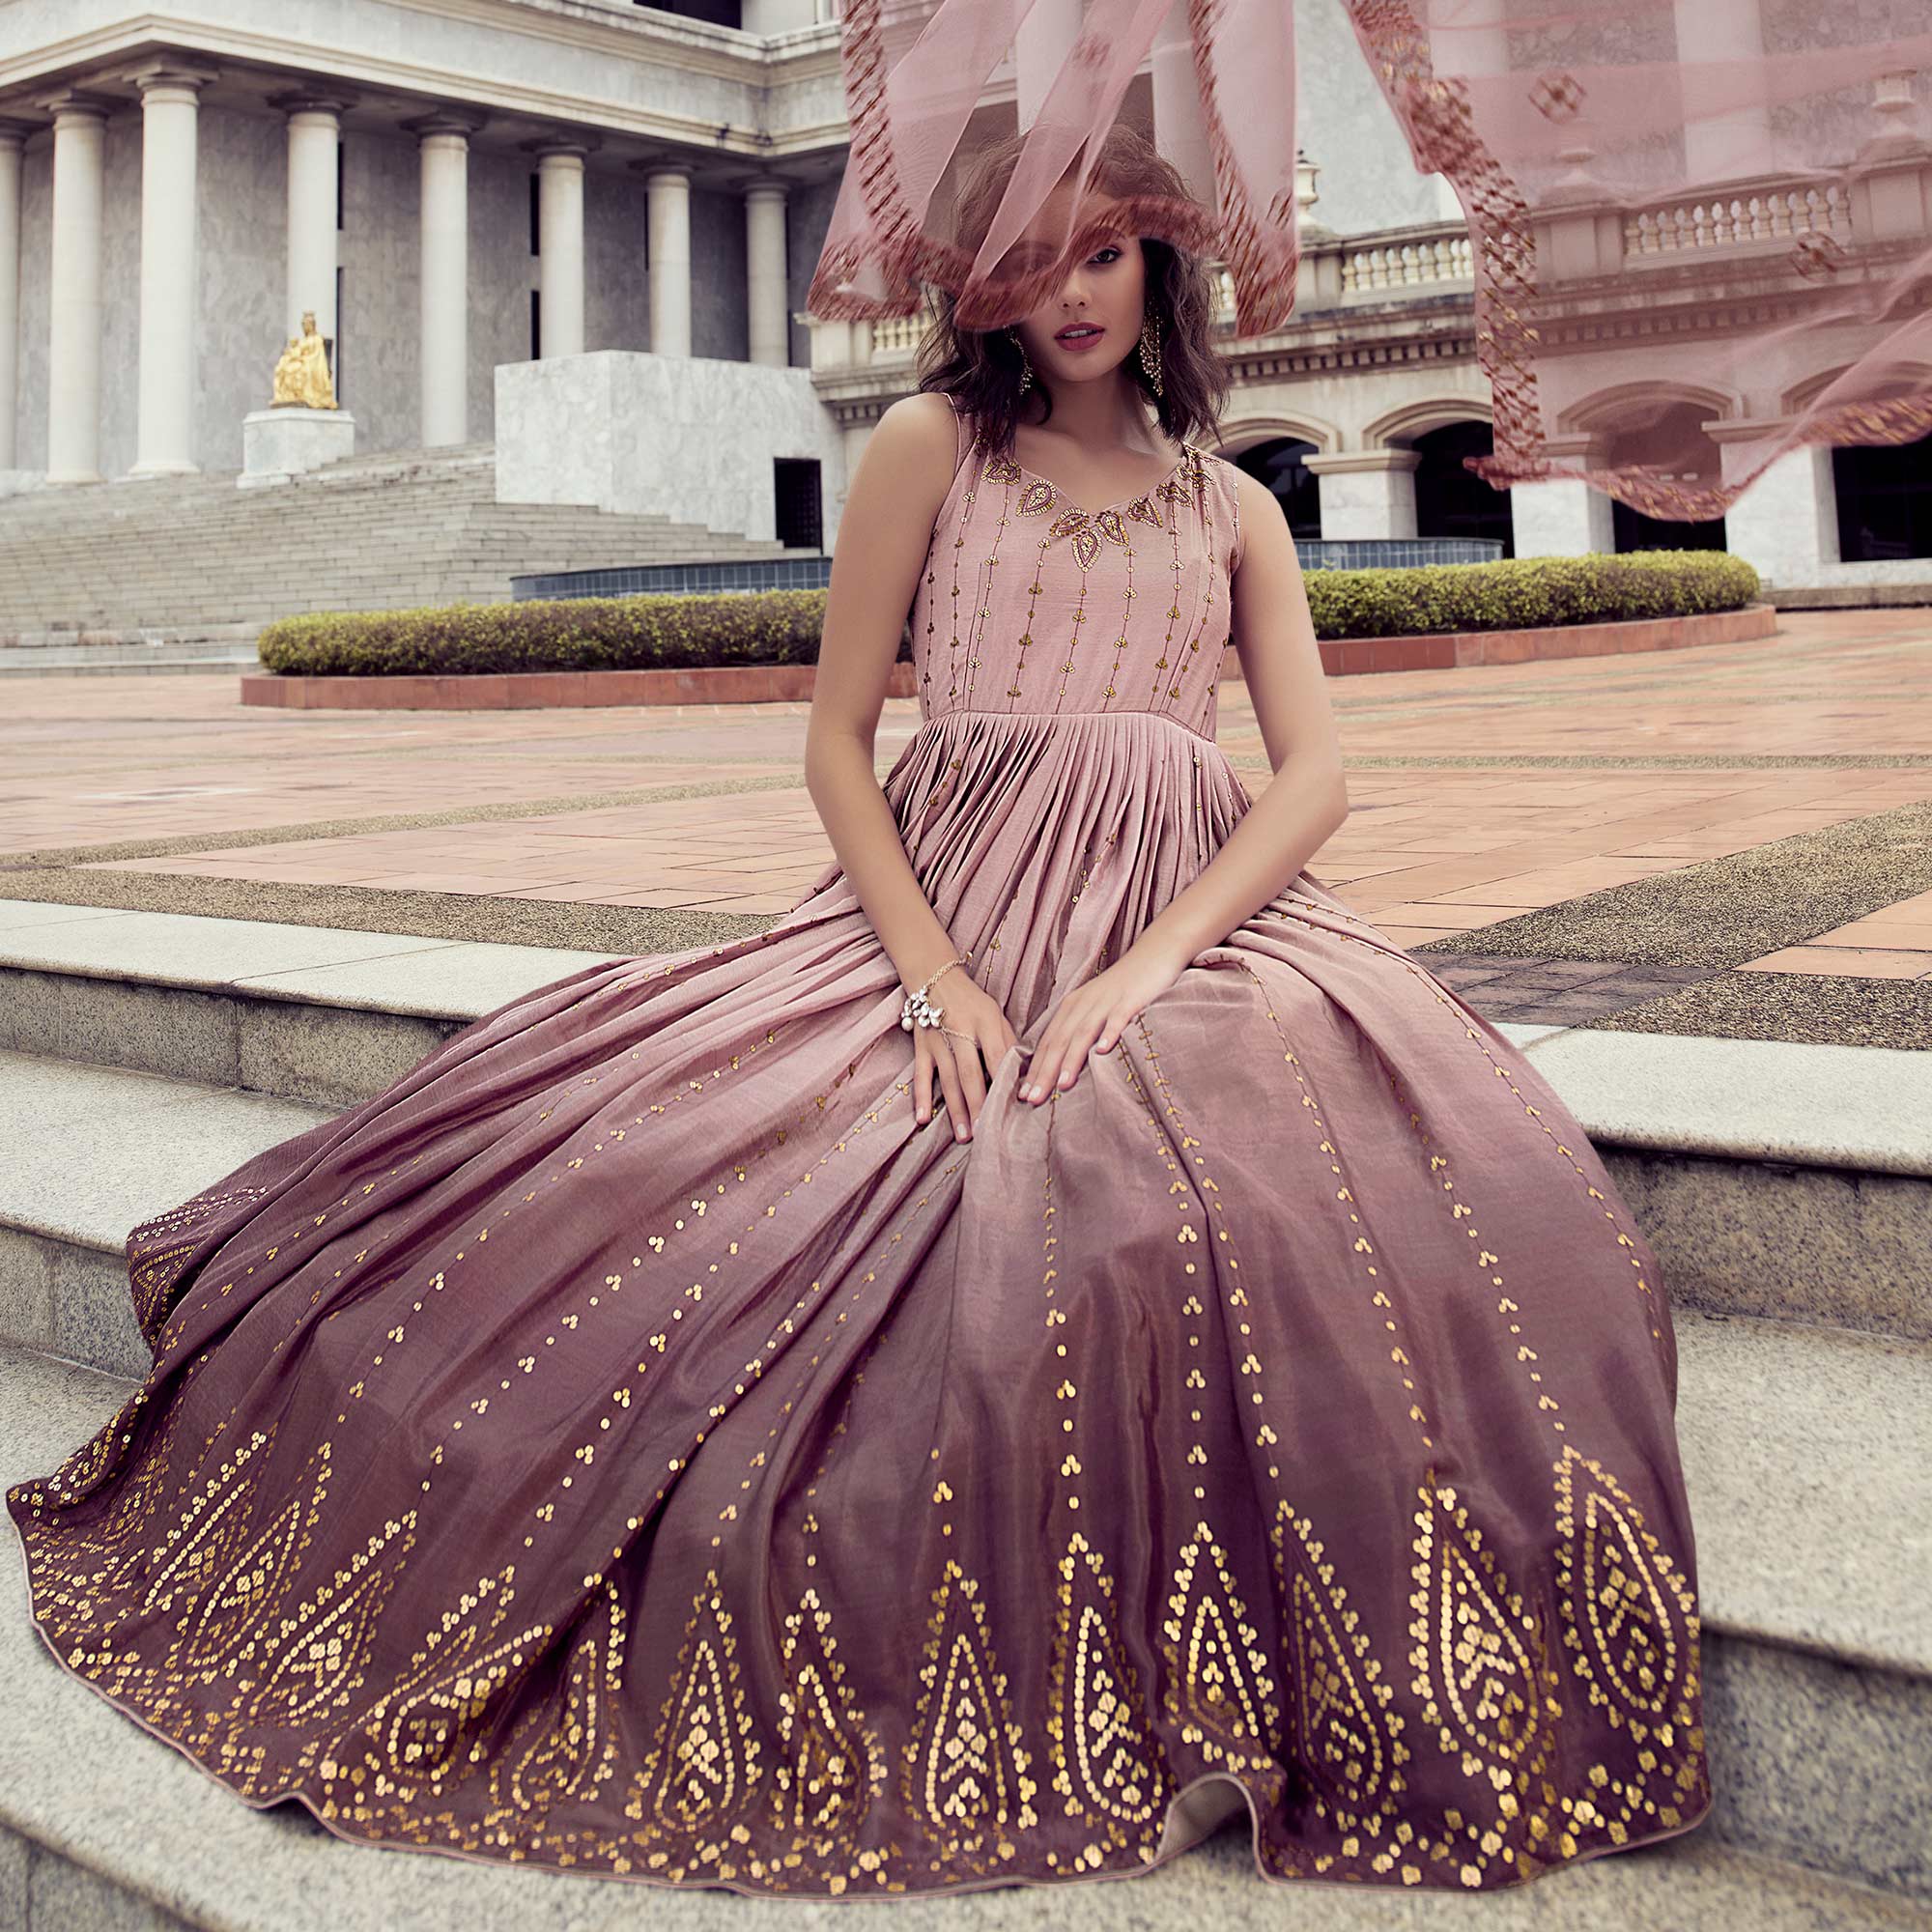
[{"left": 4, "top": 606, "right": 1928, "bottom": 1048}]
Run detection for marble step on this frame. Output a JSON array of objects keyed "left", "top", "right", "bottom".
[
  {"left": 0, "top": 898, "right": 1924, "bottom": 1342},
  {"left": 0, "top": 450, "right": 805, "bottom": 633},
  {"left": 2, "top": 1309, "right": 1927, "bottom": 1919}
]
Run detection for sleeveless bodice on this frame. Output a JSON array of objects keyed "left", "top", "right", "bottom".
[
  {"left": 870, "top": 393, "right": 1260, "bottom": 1016},
  {"left": 910, "top": 393, "right": 1245, "bottom": 742}
]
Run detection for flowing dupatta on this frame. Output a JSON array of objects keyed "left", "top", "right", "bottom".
[{"left": 807, "top": 0, "right": 1932, "bottom": 521}]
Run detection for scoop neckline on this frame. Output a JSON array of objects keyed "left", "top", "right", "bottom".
[{"left": 1001, "top": 440, "right": 1198, "bottom": 522}]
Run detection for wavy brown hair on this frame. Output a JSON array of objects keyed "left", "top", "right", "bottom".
[{"left": 911, "top": 123, "right": 1233, "bottom": 458}]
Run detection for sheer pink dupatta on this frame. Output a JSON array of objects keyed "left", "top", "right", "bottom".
[
  {"left": 808, "top": 0, "right": 1932, "bottom": 522},
  {"left": 805, "top": 0, "right": 1300, "bottom": 337},
  {"left": 1350, "top": 0, "right": 1932, "bottom": 518}
]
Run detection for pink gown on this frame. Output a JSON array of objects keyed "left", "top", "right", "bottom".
[{"left": 8, "top": 391, "right": 1710, "bottom": 1897}]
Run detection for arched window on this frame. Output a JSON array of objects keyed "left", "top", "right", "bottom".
[
  {"left": 1236, "top": 437, "right": 1321, "bottom": 539},
  {"left": 1413, "top": 422, "right": 1514, "bottom": 557},
  {"left": 1832, "top": 428, "right": 1932, "bottom": 563}
]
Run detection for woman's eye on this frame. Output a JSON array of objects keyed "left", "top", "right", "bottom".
[{"left": 1093, "top": 246, "right": 1122, "bottom": 265}]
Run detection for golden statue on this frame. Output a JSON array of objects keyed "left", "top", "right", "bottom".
[{"left": 271, "top": 309, "right": 338, "bottom": 409}]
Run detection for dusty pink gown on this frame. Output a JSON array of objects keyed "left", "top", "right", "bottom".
[{"left": 9, "top": 391, "right": 1709, "bottom": 1897}]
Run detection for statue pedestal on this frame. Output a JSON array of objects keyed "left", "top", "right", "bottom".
[{"left": 241, "top": 407, "right": 355, "bottom": 487}]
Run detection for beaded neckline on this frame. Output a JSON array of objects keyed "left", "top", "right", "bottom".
[
  {"left": 974, "top": 434, "right": 1208, "bottom": 569},
  {"left": 991, "top": 441, "right": 1200, "bottom": 523}
]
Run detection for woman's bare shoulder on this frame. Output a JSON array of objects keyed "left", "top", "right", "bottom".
[
  {"left": 859, "top": 391, "right": 962, "bottom": 515},
  {"left": 877, "top": 389, "right": 962, "bottom": 457}
]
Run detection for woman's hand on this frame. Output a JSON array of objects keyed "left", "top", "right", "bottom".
[
  {"left": 1019, "top": 942, "right": 1190, "bottom": 1104},
  {"left": 912, "top": 968, "right": 1020, "bottom": 1142}
]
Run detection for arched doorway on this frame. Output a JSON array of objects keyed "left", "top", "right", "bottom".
[
  {"left": 1602, "top": 401, "right": 1727, "bottom": 553},
  {"left": 1413, "top": 421, "right": 1515, "bottom": 556},
  {"left": 1833, "top": 427, "right": 1932, "bottom": 562},
  {"left": 1235, "top": 437, "right": 1321, "bottom": 538}
]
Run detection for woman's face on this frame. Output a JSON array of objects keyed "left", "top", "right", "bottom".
[{"left": 1006, "top": 213, "right": 1149, "bottom": 393}]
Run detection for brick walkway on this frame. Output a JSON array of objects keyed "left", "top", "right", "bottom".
[{"left": 5, "top": 610, "right": 1929, "bottom": 1025}]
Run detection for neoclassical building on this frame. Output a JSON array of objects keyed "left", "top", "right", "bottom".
[{"left": 0, "top": 0, "right": 1926, "bottom": 593}]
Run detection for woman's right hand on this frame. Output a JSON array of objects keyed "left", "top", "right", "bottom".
[{"left": 912, "top": 969, "right": 1020, "bottom": 1142}]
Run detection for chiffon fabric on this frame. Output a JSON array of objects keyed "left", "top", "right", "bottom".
[
  {"left": 9, "top": 394, "right": 1709, "bottom": 1898},
  {"left": 807, "top": 0, "right": 1932, "bottom": 520}
]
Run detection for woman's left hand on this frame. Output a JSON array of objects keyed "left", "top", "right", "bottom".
[{"left": 1017, "top": 942, "right": 1190, "bottom": 1104}]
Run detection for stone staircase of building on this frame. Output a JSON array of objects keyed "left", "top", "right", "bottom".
[
  {"left": 0, "top": 897, "right": 1927, "bottom": 1929},
  {"left": 0, "top": 440, "right": 810, "bottom": 674}
]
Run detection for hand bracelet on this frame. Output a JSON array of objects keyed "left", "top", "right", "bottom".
[{"left": 900, "top": 952, "right": 971, "bottom": 1032}]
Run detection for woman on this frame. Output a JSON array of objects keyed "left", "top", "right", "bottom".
[{"left": 8, "top": 124, "right": 1707, "bottom": 1898}]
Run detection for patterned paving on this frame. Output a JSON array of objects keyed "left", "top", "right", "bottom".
[{"left": 2, "top": 608, "right": 1927, "bottom": 1043}]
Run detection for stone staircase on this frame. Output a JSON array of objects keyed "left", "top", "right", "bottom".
[
  {"left": 0, "top": 896, "right": 1927, "bottom": 1930},
  {"left": 0, "top": 441, "right": 808, "bottom": 675}
]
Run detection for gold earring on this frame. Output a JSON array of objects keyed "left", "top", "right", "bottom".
[
  {"left": 1007, "top": 326, "right": 1035, "bottom": 396},
  {"left": 1138, "top": 307, "right": 1163, "bottom": 398}
]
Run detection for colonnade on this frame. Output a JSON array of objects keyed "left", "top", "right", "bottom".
[{"left": 0, "top": 71, "right": 797, "bottom": 480}]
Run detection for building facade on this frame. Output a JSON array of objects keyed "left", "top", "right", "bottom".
[{"left": 0, "top": 0, "right": 1926, "bottom": 591}]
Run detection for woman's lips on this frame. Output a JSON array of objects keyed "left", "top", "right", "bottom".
[{"left": 1055, "top": 326, "right": 1106, "bottom": 351}]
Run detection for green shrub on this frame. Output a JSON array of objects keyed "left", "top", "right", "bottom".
[
  {"left": 1302, "top": 549, "right": 1759, "bottom": 639},
  {"left": 256, "top": 550, "right": 1761, "bottom": 677},
  {"left": 256, "top": 588, "right": 843, "bottom": 677}
]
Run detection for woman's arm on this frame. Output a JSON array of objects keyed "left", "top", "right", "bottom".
[
  {"left": 1129, "top": 469, "right": 1350, "bottom": 974},
  {"left": 802, "top": 390, "right": 966, "bottom": 998}
]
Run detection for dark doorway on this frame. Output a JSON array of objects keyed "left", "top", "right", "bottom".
[
  {"left": 1413, "top": 421, "right": 1515, "bottom": 557},
  {"left": 1235, "top": 437, "right": 1322, "bottom": 538},
  {"left": 1604, "top": 403, "right": 1728, "bottom": 553},
  {"left": 775, "top": 458, "right": 823, "bottom": 550},
  {"left": 639, "top": 0, "right": 740, "bottom": 22},
  {"left": 1833, "top": 429, "right": 1932, "bottom": 562},
  {"left": 1611, "top": 497, "right": 1727, "bottom": 553}
]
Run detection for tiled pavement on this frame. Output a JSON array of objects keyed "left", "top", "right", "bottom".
[{"left": 3, "top": 608, "right": 1928, "bottom": 1042}]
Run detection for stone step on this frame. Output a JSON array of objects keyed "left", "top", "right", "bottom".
[
  {"left": 2, "top": 1313, "right": 1927, "bottom": 1921},
  {"left": 0, "top": 639, "right": 260, "bottom": 668},
  {"left": 0, "top": 899, "right": 1923, "bottom": 1344},
  {"left": 0, "top": 655, "right": 260, "bottom": 678},
  {"left": 0, "top": 444, "right": 806, "bottom": 633}
]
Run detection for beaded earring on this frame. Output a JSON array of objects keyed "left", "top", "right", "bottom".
[
  {"left": 1138, "top": 306, "right": 1164, "bottom": 397},
  {"left": 1006, "top": 326, "right": 1035, "bottom": 396}
]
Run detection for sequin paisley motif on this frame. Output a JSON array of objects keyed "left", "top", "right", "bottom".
[{"left": 981, "top": 443, "right": 1205, "bottom": 571}]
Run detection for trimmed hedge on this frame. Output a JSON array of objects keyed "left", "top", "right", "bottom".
[
  {"left": 255, "top": 550, "right": 1759, "bottom": 677},
  {"left": 1305, "top": 548, "right": 1759, "bottom": 640},
  {"left": 256, "top": 588, "right": 835, "bottom": 678}
]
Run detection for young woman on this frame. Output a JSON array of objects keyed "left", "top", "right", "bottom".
[{"left": 8, "top": 125, "right": 1707, "bottom": 1899}]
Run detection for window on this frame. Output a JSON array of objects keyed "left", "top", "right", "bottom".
[
  {"left": 1833, "top": 433, "right": 1932, "bottom": 562},
  {"left": 774, "top": 457, "right": 822, "bottom": 549},
  {"left": 530, "top": 287, "right": 541, "bottom": 361},
  {"left": 529, "top": 172, "right": 540, "bottom": 256}
]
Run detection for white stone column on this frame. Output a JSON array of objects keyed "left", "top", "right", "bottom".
[
  {"left": 1511, "top": 477, "right": 1615, "bottom": 555},
  {"left": 1014, "top": 0, "right": 1082, "bottom": 132},
  {"left": 1717, "top": 439, "right": 1835, "bottom": 590},
  {"left": 639, "top": 165, "right": 692, "bottom": 357},
  {"left": 742, "top": 177, "right": 789, "bottom": 367},
  {"left": 37, "top": 87, "right": 117, "bottom": 485},
  {"left": 408, "top": 109, "right": 485, "bottom": 445},
  {"left": 1673, "top": 0, "right": 1772, "bottom": 183},
  {"left": 529, "top": 137, "right": 591, "bottom": 359},
  {"left": 1303, "top": 450, "right": 1422, "bottom": 540},
  {"left": 270, "top": 90, "right": 354, "bottom": 350},
  {"left": 128, "top": 61, "right": 218, "bottom": 478},
  {"left": 1150, "top": 0, "right": 1214, "bottom": 212},
  {"left": 0, "top": 117, "right": 34, "bottom": 471}
]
